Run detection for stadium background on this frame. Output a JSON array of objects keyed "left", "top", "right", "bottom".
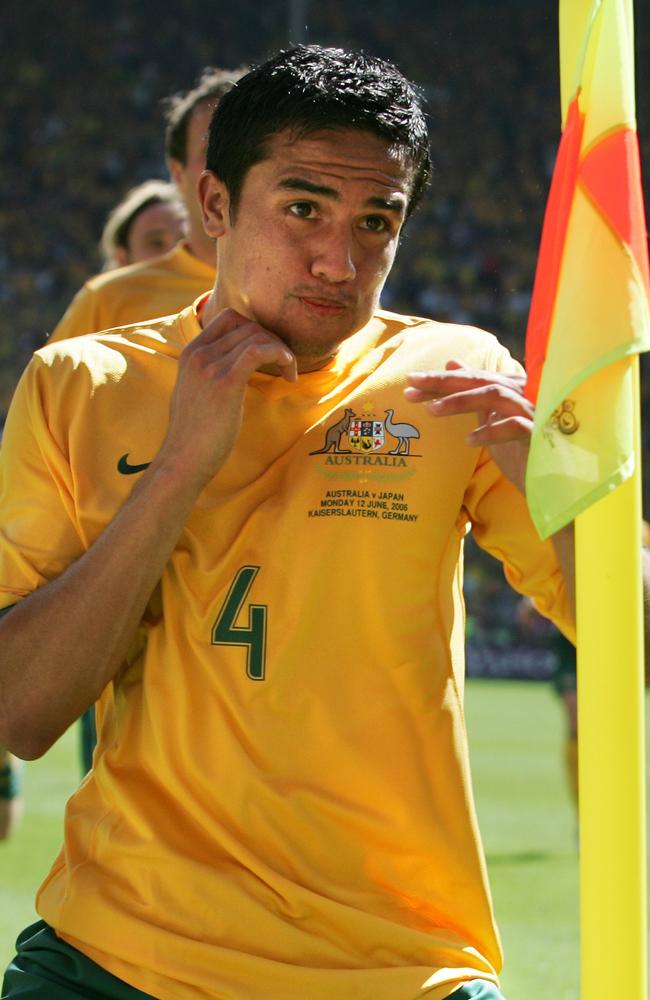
[
  {"left": 1, "top": 5, "right": 649, "bottom": 997},
  {"left": 4, "top": 0, "right": 648, "bottom": 670}
]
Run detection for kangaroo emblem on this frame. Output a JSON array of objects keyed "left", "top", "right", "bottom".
[{"left": 310, "top": 408, "right": 355, "bottom": 454}]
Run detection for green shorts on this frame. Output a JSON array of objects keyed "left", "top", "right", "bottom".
[
  {"left": 550, "top": 630, "right": 577, "bottom": 696},
  {"left": 0, "top": 757, "right": 22, "bottom": 801},
  {"left": 2, "top": 920, "right": 506, "bottom": 999},
  {"left": 79, "top": 705, "right": 97, "bottom": 775},
  {"left": 2, "top": 921, "right": 153, "bottom": 999},
  {"left": 449, "top": 981, "right": 506, "bottom": 999}
]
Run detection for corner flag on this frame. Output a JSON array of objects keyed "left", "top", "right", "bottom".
[
  {"left": 524, "top": 0, "right": 650, "bottom": 539},
  {"left": 524, "top": 4, "right": 648, "bottom": 997}
]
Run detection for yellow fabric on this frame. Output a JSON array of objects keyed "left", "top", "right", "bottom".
[
  {"left": 525, "top": 0, "right": 650, "bottom": 539},
  {"left": 560, "top": 0, "right": 636, "bottom": 136},
  {"left": 556, "top": 8, "right": 649, "bottom": 995},
  {"left": 0, "top": 306, "right": 573, "bottom": 1000},
  {"left": 49, "top": 242, "right": 215, "bottom": 342}
]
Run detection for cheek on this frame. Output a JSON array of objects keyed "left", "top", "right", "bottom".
[
  {"left": 359, "top": 245, "right": 396, "bottom": 293},
  {"left": 230, "top": 237, "right": 283, "bottom": 304},
  {"left": 248, "top": 225, "right": 304, "bottom": 279}
]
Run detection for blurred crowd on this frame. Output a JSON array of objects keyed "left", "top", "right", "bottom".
[{"left": 2, "top": 0, "right": 649, "bottom": 657}]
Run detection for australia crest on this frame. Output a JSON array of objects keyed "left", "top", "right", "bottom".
[{"left": 310, "top": 405, "right": 420, "bottom": 457}]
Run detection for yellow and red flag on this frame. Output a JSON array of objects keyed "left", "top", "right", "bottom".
[
  {"left": 524, "top": 0, "right": 650, "bottom": 539},
  {"left": 525, "top": 4, "right": 648, "bottom": 996}
]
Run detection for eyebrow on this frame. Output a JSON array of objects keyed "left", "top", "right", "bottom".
[{"left": 277, "top": 177, "right": 406, "bottom": 215}]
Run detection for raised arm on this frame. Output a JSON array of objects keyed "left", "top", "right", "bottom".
[
  {"left": 404, "top": 359, "right": 576, "bottom": 625},
  {"left": 0, "top": 309, "right": 296, "bottom": 759}
]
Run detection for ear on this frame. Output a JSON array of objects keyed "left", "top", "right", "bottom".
[
  {"left": 198, "top": 170, "right": 231, "bottom": 239},
  {"left": 167, "top": 157, "right": 184, "bottom": 190},
  {"left": 114, "top": 246, "right": 129, "bottom": 268}
]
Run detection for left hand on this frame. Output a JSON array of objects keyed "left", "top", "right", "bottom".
[{"left": 403, "top": 359, "right": 534, "bottom": 493}]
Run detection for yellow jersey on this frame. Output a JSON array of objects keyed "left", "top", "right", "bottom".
[
  {"left": 49, "top": 242, "right": 215, "bottom": 342},
  {"left": 0, "top": 302, "right": 573, "bottom": 1000}
]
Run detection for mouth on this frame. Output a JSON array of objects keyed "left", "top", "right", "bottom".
[{"left": 298, "top": 296, "right": 349, "bottom": 316}]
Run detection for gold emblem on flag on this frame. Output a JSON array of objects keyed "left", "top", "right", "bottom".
[{"left": 551, "top": 399, "right": 579, "bottom": 435}]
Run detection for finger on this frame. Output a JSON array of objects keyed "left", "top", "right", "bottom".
[
  {"left": 191, "top": 321, "right": 297, "bottom": 381},
  {"left": 404, "top": 369, "right": 526, "bottom": 403},
  {"left": 276, "top": 354, "right": 298, "bottom": 382},
  {"left": 218, "top": 333, "right": 297, "bottom": 382},
  {"left": 213, "top": 334, "right": 298, "bottom": 384},
  {"left": 424, "top": 383, "right": 534, "bottom": 419},
  {"left": 403, "top": 361, "right": 469, "bottom": 400},
  {"left": 407, "top": 358, "right": 468, "bottom": 383},
  {"left": 190, "top": 308, "right": 298, "bottom": 379},
  {"left": 465, "top": 414, "right": 533, "bottom": 446},
  {"left": 191, "top": 307, "right": 254, "bottom": 347}
]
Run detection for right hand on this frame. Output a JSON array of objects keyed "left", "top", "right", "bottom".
[
  {"left": 155, "top": 308, "right": 297, "bottom": 490},
  {"left": 404, "top": 360, "right": 533, "bottom": 494}
]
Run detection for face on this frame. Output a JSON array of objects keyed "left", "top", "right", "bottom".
[
  {"left": 169, "top": 100, "right": 213, "bottom": 229},
  {"left": 123, "top": 200, "right": 187, "bottom": 264},
  {"left": 199, "top": 129, "right": 412, "bottom": 368}
]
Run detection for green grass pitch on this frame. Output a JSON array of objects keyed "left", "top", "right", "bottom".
[{"left": 0, "top": 679, "right": 647, "bottom": 999}]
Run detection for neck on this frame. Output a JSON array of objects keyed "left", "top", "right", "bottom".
[
  {"left": 198, "top": 290, "right": 337, "bottom": 375},
  {"left": 186, "top": 222, "right": 217, "bottom": 268}
]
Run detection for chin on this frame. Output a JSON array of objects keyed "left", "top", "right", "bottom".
[
  {"left": 277, "top": 312, "right": 366, "bottom": 357},
  {"left": 282, "top": 330, "right": 348, "bottom": 364}
]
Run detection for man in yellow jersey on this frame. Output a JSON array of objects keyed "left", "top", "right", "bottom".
[
  {"left": 49, "top": 67, "right": 245, "bottom": 343},
  {"left": 0, "top": 47, "right": 575, "bottom": 1000}
]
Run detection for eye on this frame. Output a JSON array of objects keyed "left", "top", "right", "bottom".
[
  {"left": 288, "top": 201, "right": 317, "bottom": 219},
  {"left": 360, "top": 215, "right": 390, "bottom": 234}
]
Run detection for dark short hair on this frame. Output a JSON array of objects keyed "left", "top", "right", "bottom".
[
  {"left": 163, "top": 66, "right": 248, "bottom": 165},
  {"left": 206, "top": 45, "right": 431, "bottom": 220}
]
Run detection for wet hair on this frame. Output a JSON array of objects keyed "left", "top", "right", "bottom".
[
  {"left": 100, "top": 180, "right": 184, "bottom": 269},
  {"left": 206, "top": 45, "right": 431, "bottom": 220},
  {"left": 163, "top": 66, "right": 248, "bottom": 165}
]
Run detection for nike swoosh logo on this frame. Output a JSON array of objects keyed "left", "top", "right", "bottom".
[{"left": 117, "top": 453, "right": 151, "bottom": 475}]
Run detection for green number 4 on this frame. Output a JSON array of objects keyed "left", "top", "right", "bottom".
[{"left": 211, "top": 566, "right": 267, "bottom": 680}]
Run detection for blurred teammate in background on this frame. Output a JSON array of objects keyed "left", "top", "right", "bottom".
[
  {"left": 0, "top": 183, "right": 187, "bottom": 789},
  {"left": 517, "top": 597, "right": 578, "bottom": 807},
  {"left": 0, "top": 748, "right": 22, "bottom": 841},
  {"left": 99, "top": 180, "right": 187, "bottom": 271},
  {"left": 50, "top": 66, "right": 245, "bottom": 343},
  {"left": 76, "top": 181, "right": 185, "bottom": 774},
  {"left": 518, "top": 521, "right": 650, "bottom": 816},
  {"left": 48, "top": 68, "right": 244, "bottom": 775}
]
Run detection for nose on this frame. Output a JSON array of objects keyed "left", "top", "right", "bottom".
[{"left": 310, "top": 225, "right": 356, "bottom": 284}]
